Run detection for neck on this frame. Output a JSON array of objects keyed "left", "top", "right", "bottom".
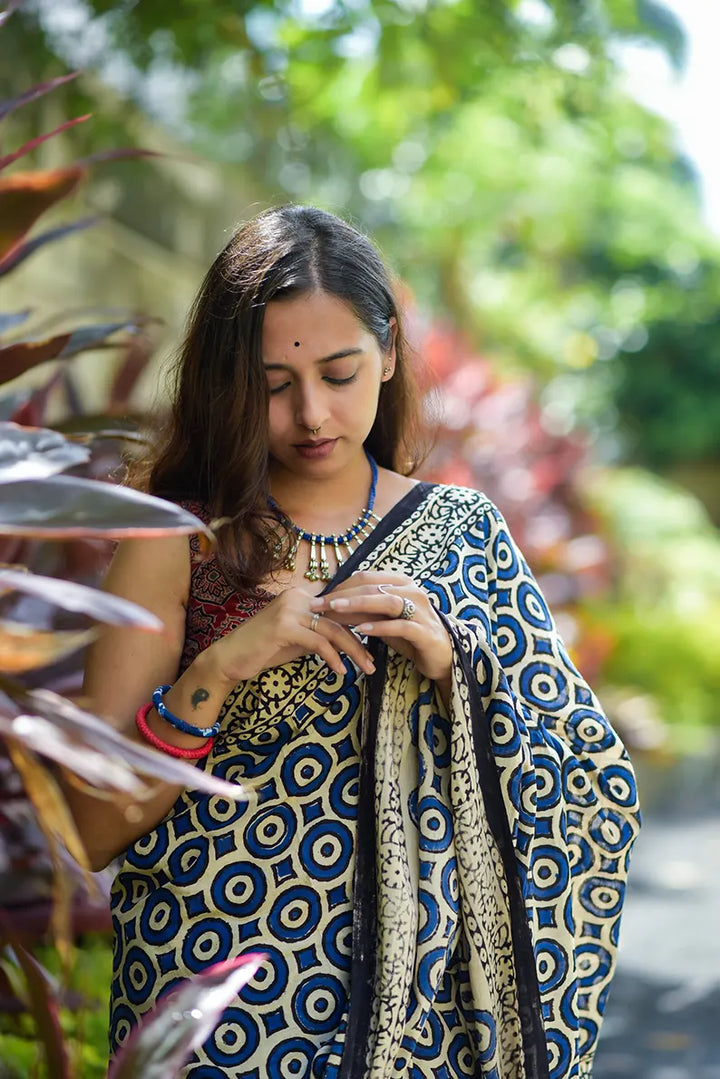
[{"left": 269, "top": 451, "right": 373, "bottom": 528}]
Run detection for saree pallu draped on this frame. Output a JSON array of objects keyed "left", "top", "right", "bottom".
[{"left": 110, "top": 484, "right": 640, "bottom": 1079}]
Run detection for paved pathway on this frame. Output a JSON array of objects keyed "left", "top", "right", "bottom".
[{"left": 594, "top": 747, "right": 720, "bottom": 1078}]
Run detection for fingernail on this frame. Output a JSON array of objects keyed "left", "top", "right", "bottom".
[
  {"left": 356, "top": 622, "right": 373, "bottom": 632},
  {"left": 329, "top": 598, "right": 349, "bottom": 609},
  {"left": 309, "top": 598, "right": 323, "bottom": 610}
]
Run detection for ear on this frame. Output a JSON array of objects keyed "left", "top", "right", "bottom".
[{"left": 381, "top": 318, "right": 398, "bottom": 381}]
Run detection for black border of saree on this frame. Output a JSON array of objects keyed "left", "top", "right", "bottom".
[{"left": 327, "top": 483, "right": 549, "bottom": 1079}]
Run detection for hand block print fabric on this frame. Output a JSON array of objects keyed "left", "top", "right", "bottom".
[{"left": 109, "top": 485, "right": 639, "bottom": 1079}]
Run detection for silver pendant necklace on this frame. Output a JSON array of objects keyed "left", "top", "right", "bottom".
[{"left": 269, "top": 452, "right": 380, "bottom": 582}]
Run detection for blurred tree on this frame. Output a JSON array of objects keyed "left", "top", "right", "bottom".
[{"left": 3, "top": 0, "right": 720, "bottom": 476}]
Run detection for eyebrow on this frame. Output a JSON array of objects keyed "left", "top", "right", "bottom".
[{"left": 264, "top": 347, "right": 363, "bottom": 371}]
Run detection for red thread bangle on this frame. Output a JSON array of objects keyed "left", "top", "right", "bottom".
[{"left": 135, "top": 702, "right": 214, "bottom": 760}]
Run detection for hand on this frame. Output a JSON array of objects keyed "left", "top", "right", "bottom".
[
  {"left": 310, "top": 571, "right": 453, "bottom": 685},
  {"left": 209, "top": 586, "right": 376, "bottom": 685}
]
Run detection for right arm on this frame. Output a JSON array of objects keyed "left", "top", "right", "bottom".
[
  {"left": 61, "top": 533, "right": 236, "bottom": 871},
  {"left": 62, "top": 537, "right": 376, "bottom": 871}
]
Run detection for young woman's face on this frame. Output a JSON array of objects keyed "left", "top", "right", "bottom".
[{"left": 262, "top": 289, "right": 395, "bottom": 477}]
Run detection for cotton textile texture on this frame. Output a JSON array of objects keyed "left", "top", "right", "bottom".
[{"left": 109, "top": 484, "right": 640, "bottom": 1078}]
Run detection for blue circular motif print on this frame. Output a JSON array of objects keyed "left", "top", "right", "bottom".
[
  {"left": 138, "top": 888, "right": 181, "bottom": 946},
  {"left": 210, "top": 861, "right": 267, "bottom": 917},
  {"left": 495, "top": 613, "right": 527, "bottom": 666},
  {"left": 322, "top": 910, "right": 353, "bottom": 971},
  {"left": 418, "top": 796, "right": 453, "bottom": 853},
  {"left": 531, "top": 845, "right": 570, "bottom": 900},
  {"left": 180, "top": 917, "right": 233, "bottom": 973},
  {"left": 299, "top": 821, "right": 353, "bottom": 880},
  {"left": 205, "top": 1008, "right": 260, "bottom": 1067},
  {"left": 517, "top": 580, "right": 553, "bottom": 630},
  {"left": 267, "top": 885, "right": 322, "bottom": 942},
  {"left": 167, "top": 837, "right": 209, "bottom": 885},
  {"left": 519, "top": 662, "right": 568, "bottom": 712},
  {"left": 267, "top": 1037, "right": 316, "bottom": 1078},
  {"left": 329, "top": 763, "right": 360, "bottom": 820},
  {"left": 535, "top": 939, "right": 569, "bottom": 993},
  {"left": 239, "top": 944, "right": 289, "bottom": 1005},
  {"left": 120, "top": 945, "right": 156, "bottom": 1005},
  {"left": 281, "top": 743, "right": 333, "bottom": 796},
  {"left": 579, "top": 876, "right": 624, "bottom": 919},
  {"left": 292, "top": 974, "right": 346, "bottom": 1035},
  {"left": 492, "top": 529, "right": 520, "bottom": 580},
  {"left": 244, "top": 804, "right": 297, "bottom": 858}
]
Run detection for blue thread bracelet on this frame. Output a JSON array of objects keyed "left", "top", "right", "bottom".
[{"left": 151, "top": 684, "right": 221, "bottom": 738}]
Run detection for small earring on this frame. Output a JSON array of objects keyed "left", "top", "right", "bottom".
[{"left": 383, "top": 366, "right": 391, "bottom": 376}]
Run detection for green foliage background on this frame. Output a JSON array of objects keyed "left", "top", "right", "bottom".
[{"left": 3, "top": 0, "right": 720, "bottom": 472}]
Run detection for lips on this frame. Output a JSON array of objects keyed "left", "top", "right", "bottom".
[{"left": 295, "top": 438, "right": 334, "bottom": 448}]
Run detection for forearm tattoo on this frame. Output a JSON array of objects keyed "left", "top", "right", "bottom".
[{"left": 190, "top": 687, "right": 210, "bottom": 710}]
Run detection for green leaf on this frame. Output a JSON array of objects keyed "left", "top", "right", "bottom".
[
  {"left": 0, "top": 422, "right": 90, "bottom": 480},
  {"left": 0, "top": 568, "right": 164, "bottom": 630},
  {"left": 0, "top": 475, "right": 213, "bottom": 539},
  {"left": 0, "top": 930, "right": 71, "bottom": 1079},
  {"left": 108, "top": 955, "right": 265, "bottom": 1079}
]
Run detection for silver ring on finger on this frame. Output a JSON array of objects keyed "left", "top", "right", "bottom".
[
  {"left": 310, "top": 612, "right": 321, "bottom": 632},
  {"left": 400, "top": 596, "right": 416, "bottom": 620}
]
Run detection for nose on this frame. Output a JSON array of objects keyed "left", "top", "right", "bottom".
[{"left": 295, "top": 379, "right": 328, "bottom": 433}]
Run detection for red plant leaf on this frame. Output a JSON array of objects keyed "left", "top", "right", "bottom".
[
  {"left": 0, "top": 215, "right": 99, "bottom": 278},
  {"left": 0, "top": 475, "right": 214, "bottom": 540},
  {"left": 0, "top": 115, "right": 92, "bottom": 172},
  {"left": 0, "top": 320, "right": 140, "bottom": 384},
  {"left": 0, "top": 926, "right": 71, "bottom": 1079},
  {"left": 0, "top": 568, "right": 164, "bottom": 630},
  {"left": 0, "top": 70, "right": 80, "bottom": 121},
  {"left": 0, "top": 422, "right": 90, "bottom": 479},
  {"left": 0, "top": 166, "right": 86, "bottom": 264},
  {"left": 108, "top": 955, "right": 265, "bottom": 1079}
]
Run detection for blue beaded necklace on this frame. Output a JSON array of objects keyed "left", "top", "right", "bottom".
[{"left": 270, "top": 452, "right": 380, "bottom": 582}]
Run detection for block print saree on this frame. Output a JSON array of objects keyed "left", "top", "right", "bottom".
[{"left": 110, "top": 482, "right": 640, "bottom": 1078}]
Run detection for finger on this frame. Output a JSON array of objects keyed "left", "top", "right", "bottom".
[
  {"left": 353, "top": 618, "right": 422, "bottom": 638},
  {"left": 317, "top": 617, "right": 376, "bottom": 674},
  {"left": 295, "top": 626, "right": 347, "bottom": 676}
]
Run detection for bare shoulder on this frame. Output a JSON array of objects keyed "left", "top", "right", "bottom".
[{"left": 375, "top": 468, "right": 420, "bottom": 516}]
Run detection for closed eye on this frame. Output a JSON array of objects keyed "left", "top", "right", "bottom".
[{"left": 324, "top": 372, "right": 358, "bottom": 386}]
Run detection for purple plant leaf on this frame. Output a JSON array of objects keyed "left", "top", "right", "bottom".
[
  {"left": 0, "top": 621, "right": 94, "bottom": 673},
  {"left": 0, "top": 166, "right": 85, "bottom": 265},
  {"left": 108, "top": 955, "right": 265, "bottom": 1079},
  {"left": 0, "top": 712, "right": 146, "bottom": 795},
  {"left": 0, "top": 568, "right": 164, "bottom": 630},
  {"left": 1, "top": 685, "right": 243, "bottom": 800},
  {"left": 0, "top": 216, "right": 99, "bottom": 279},
  {"left": 0, "top": 71, "right": 80, "bottom": 122},
  {"left": 0, "top": 114, "right": 92, "bottom": 172},
  {"left": 0, "top": 475, "right": 213, "bottom": 540},
  {"left": 0, "top": 422, "right": 90, "bottom": 480}
]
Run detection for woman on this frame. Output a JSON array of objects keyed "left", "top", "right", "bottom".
[{"left": 69, "top": 206, "right": 639, "bottom": 1079}]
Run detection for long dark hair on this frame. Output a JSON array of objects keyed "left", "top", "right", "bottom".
[{"left": 134, "top": 205, "right": 425, "bottom": 592}]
